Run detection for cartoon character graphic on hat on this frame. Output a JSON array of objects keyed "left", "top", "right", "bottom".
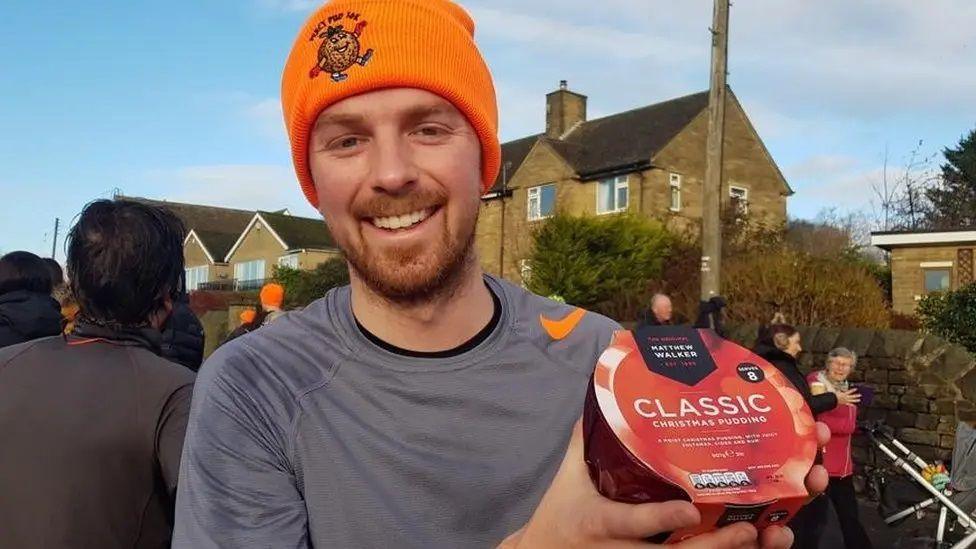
[{"left": 309, "top": 21, "right": 373, "bottom": 82}]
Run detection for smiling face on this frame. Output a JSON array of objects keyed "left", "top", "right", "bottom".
[
  {"left": 308, "top": 88, "right": 483, "bottom": 303},
  {"left": 827, "top": 356, "right": 854, "bottom": 383}
]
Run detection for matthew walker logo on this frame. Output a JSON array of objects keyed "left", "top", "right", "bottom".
[
  {"left": 308, "top": 12, "right": 374, "bottom": 82},
  {"left": 634, "top": 325, "right": 717, "bottom": 386}
]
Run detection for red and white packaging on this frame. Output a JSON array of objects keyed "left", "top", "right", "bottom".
[{"left": 583, "top": 326, "right": 818, "bottom": 543}]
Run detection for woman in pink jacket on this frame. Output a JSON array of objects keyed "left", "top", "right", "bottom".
[{"left": 807, "top": 347, "right": 873, "bottom": 548}]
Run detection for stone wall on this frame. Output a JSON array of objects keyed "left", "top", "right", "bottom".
[{"left": 724, "top": 324, "right": 976, "bottom": 465}]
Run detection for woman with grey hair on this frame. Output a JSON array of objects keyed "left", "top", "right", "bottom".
[{"left": 805, "top": 347, "right": 872, "bottom": 548}]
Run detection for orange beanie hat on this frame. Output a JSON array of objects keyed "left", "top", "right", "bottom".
[
  {"left": 260, "top": 283, "right": 285, "bottom": 308},
  {"left": 281, "top": 0, "right": 500, "bottom": 208},
  {"left": 240, "top": 309, "right": 257, "bottom": 324}
]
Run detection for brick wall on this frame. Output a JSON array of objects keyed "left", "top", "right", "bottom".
[{"left": 724, "top": 323, "right": 976, "bottom": 465}]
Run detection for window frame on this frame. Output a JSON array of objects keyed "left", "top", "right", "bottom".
[
  {"left": 922, "top": 267, "right": 952, "bottom": 294},
  {"left": 184, "top": 265, "right": 209, "bottom": 291},
  {"left": 527, "top": 184, "right": 556, "bottom": 221},
  {"left": 729, "top": 185, "right": 750, "bottom": 216},
  {"left": 596, "top": 175, "right": 629, "bottom": 215},
  {"left": 277, "top": 254, "right": 300, "bottom": 269},
  {"left": 518, "top": 259, "right": 533, "bottom": 287},
  {"left": 234, "top": 259, "right": 266, "bottom": 282},
  {"left": 669, "top": 173, "right": 682, "bottom": 212}
]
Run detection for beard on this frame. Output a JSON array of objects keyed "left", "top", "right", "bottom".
[{"left": 338, "top": 188, "right": 479, "bottom": 305}]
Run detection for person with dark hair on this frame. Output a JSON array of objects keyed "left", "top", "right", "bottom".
[
  {"left": 0, "top": 251, "right": 63, "bottom": 348},
  {"left": 160, "top": 291, "right": 206, "bottom": 371},
  {"left": 42, "top": 257, "right": 64, "bottom": 287},
  {"left": 752, "top": 317, "right": 860, "bottom": 549},
  {"left": 0, "top": 199, "right": 195, "bottom": 548}
]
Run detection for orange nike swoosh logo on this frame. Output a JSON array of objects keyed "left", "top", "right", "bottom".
[{"left": 540, "top": 307, "right": 586, "bottom": 341}]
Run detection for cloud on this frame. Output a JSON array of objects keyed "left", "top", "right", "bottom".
[
  {"left": 244, "top": 97, "right": 286, "bottom": 141},
  {"left": 256, "top": 0, "right": 319, "bottom": 13},
  {"left": 786, "top": 155, "right": 861, "bottom": 181},
  {"left": 467, "top": 6, "right": 699, "bottom": 63},
  {"left": 148, "top": 164, "right": 319, "bottom": 218}
]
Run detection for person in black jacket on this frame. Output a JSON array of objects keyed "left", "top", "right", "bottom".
[
  {"left": 754, "top": 320, "right": 861, "bottom": 549},
  {"left": 0, "top": 199, "right": 195, "bottom": 548},
  {"left": 160, "top": 293, "right": 205, "bottom": 371},
  {"left": 637, "top": 293, "right": 688, "bottom": 327},
  {"left": 638, "top": 293, "right": 728, "bottom": 337},
  {"left": 0, "top": 251, "right": 63, "bottom": 348}
]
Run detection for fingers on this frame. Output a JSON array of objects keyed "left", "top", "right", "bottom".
[
  {"left": 805, "top": 464, "right": 829, "bottom": 495},
  {"left": 553, "top": 419, "right": 594, "bottom": 488},
  {"left": 758, "top": 525, "right": 794, "bottom": 549},
  {"left": 815, "top": 421, "right": 830, "bottom": 446},
  {"left": 674, "top": 522, "right": 758, "bottom": 549},
  {"left": 585, "top": 500, "right": 701, "bottom": 540}
]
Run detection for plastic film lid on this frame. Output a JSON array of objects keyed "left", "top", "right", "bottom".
[{"left": 592, "top": 326, "right": 818, "bottom": 505}]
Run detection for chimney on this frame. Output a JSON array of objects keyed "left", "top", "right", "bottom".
[{"left": 545, "top": 80, "right": 587, "bottom": 139}]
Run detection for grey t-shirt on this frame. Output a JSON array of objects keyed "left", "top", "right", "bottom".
[{"left": 174, "top": 275, "right": 618, "bottom": 548}]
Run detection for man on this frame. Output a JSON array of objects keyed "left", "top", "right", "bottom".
[
  {"left": 639, "top": 293, "right": 685, "bottom": 326},
  {"left": 0, "top": 200, "right": 195, "bottom": 548},
  {"left": 174, "top": 2, "right": 826, "bottom": 547},
  {"left": 259, "top": 281, "right": 286, "bottom": 325},
  {"left": 160, "top": 289, "right": 206, "bottom": 371},
  {"left": 0, "top": 251, "right": 63, "bottom": 348}
]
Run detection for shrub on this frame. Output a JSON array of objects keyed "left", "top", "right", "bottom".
[
  {"left": 273, "top": 257, "right": 350, "bottom": 308},
  {"left": 525, "top": 213, "right": 672, "bottom": 319},
  {"left": 720, "top": 249, "right": 890, "bottom": 329},
  {"left": 889, "top": 311, "right": 921, "bottom": 331},
  {"left": 917, "top": 284, "right": 976, "bottom": 351}
]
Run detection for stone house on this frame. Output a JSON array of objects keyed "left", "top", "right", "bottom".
[
  {"left": 871, "top": 229, "right": 976, "bottom": 315},
  {"left": 223, "top": 211, "right": 340, "bottom": 290},
  {"left": 122, "top": 196, "right": 254, "bottom": 291},
  {"left": 475, "top": 82, "right": 793, "bottom": 282},
  {"left": 123, "top": 196, "right": 339, "bottom": 292}
]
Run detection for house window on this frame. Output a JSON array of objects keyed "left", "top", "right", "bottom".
[
  {"left": 597, "top": 175, "right": 629, "bottom": 214},
  {"left": 729, "top": 186, "right": 749, "bottom": 216},
  {"left": 185, "top": 265, "right": 209, "bottom": 291},
  {"left": 669, "top": 173, "right": 682, "bottom": 212},
  {"left": 278, "top": 254, "right": 300, "bottom": 269},
  {"left": 234, "top": 259, "right": 266, "bottom": 283},
  {"left": 924, "top": 268, "right": 951, "bottom": 293},
  {"left": 527, "top": 184, "right": 556, "bottom": 221},
  {"left": 518, "top": 259, "right": 533, "bottom": 287}
]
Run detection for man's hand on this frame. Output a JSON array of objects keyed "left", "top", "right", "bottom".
[{"left": 500, "top": 421, "right": 831, "bottom": 548}]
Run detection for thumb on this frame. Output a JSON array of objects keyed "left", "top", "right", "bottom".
[{"left": 555, "top": 419, "right": 593, "bottom": 486}]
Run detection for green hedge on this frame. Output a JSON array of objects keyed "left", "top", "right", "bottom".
[
  {"left": 917, "top": 283, "right": 976, "bottom": 352},
  {"left": 273, "top": 257, "right": 350, "bottom": 308},
  {"left": 525, "top": 213, "right": 671, "bottom": 319}
]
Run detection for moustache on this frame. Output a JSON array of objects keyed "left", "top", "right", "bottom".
[{"left": 352, "top": 189, "right": 448, "bottom": 219}]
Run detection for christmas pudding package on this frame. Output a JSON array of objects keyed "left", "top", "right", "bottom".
[{"left": 583, "top": 325, "right": 818, "bottom": 543}]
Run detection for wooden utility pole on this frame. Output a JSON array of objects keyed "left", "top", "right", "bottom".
[
  {"left": 51, "top": 217, "right": 60, "bottom": 259},
  {"left": 701, "top": 0, "right": 729, "bottom": 300}
]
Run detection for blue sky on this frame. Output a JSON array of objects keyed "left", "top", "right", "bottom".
[{"left": 2, "top": 0, "right": 975, "bottom": 261}]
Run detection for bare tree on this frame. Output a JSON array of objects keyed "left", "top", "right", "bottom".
[{"left": 870, "top": 140, "right": 939, "bottom": 231}]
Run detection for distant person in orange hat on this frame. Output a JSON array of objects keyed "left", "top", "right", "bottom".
[
  {"left": 240, "top": 309, "right": 257, "bottom": 325},
  {"left": 258, "top": 282, "right": 285, "bottom": 325},
  {"left": 219, "top": 308, "right": 263, "bottom": 348}
]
